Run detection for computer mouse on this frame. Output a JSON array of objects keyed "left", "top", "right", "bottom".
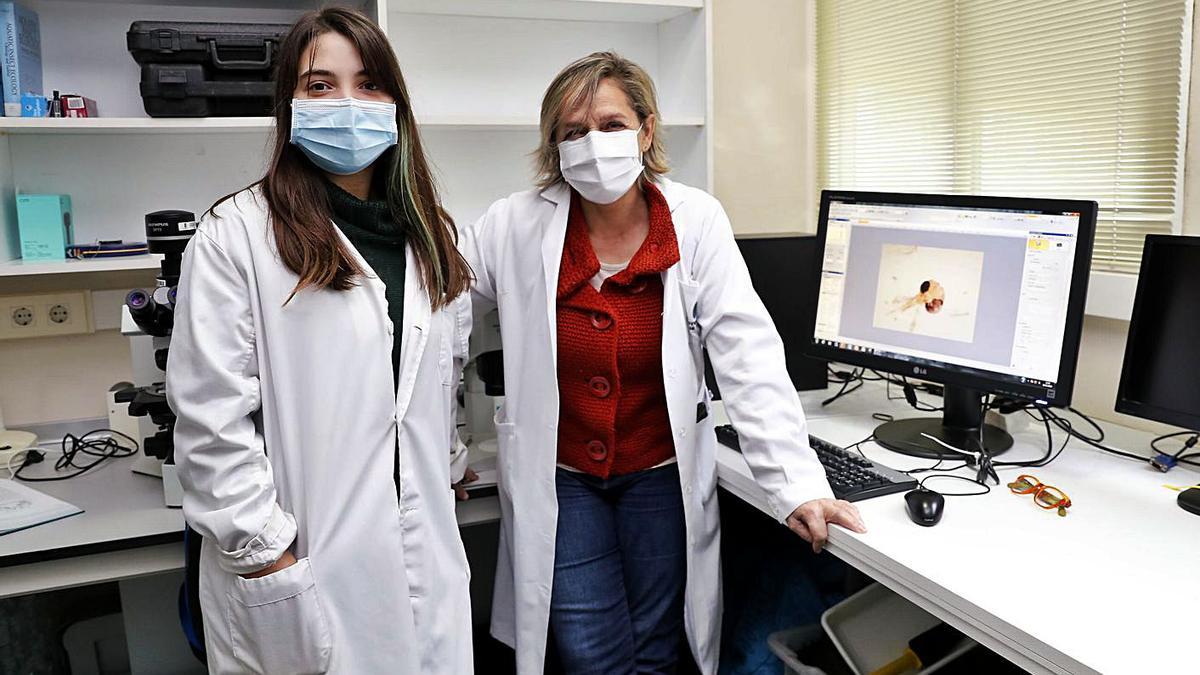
[
  {"left": 1178, "top": 487, "right": 1200, "bottom": 517},
  {"left": 905, "top": 488, "right": 945, "bottom": 527}
]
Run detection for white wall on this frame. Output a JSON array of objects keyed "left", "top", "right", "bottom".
[
  {"left": 0, "top": 271, "right": 153, "bottom": 426},
  {"left": 712, "top": 0, "right": 816, "bottom": 234}
]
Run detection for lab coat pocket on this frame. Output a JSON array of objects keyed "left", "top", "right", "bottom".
[
  {"left": 678, "top": 278, "right": 706, "bottom": 395},
  {"left": 227, "top": 558, "right": 333, "bottom": 675}
]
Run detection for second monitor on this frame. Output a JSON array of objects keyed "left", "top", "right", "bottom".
[{"left": 804, "top": 191, "right": 1098, "bottom": 459}]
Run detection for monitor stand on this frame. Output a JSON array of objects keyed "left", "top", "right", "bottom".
[{"left": 874, "top": 385, "right": 1013, "bottom": 460}]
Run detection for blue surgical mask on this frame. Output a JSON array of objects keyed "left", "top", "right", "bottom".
[{"left": 290, "top": 97, "right": 399, "bottom": 175}]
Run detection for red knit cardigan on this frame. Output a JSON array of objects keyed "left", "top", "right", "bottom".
[{"left": 555, "top": 184, "right": 681, "bottom": 478}]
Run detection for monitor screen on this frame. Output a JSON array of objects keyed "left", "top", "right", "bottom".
[
  {"left": 806, "top": 191, "right": 1096, "bottom": 406},
  {"left": 1116, "top": 236, "right": 1200, "bottom": 431}
]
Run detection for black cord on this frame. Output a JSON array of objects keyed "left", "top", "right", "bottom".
[
  {"left": 14, "top": 430, "right": 139, "bottom": 482},
  {"left": 841, "top": 434, "right": 877, "bottom": 458},
  {"left": 918, "top": 473, "right": 991, "bottom": 496},
  {"left": 1150, "top": 431, "right": 1199, "bottom": 458},
  {"left": 992, "top": 406, "right": 1072, "bottom": 469},
  {"left": 995, "top": 403, "right": 1148, "bottom": 464},
  {"left": 821, "top": 368, "right": 864, "bottom": 406},
  {"left": 1065, "top": 406, "right": 1106, "bottom": 443},
  {"left": 903, "top": 457, "right": 971, "bottom": 476}
]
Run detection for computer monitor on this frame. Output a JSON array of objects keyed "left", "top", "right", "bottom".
[
  {"left": 804, "top": 191, "right": 1098, "bottom": 459},
  {"left": 1115, "top": 235, "right": 1200, "bottom": 432},
  {"left": 705, "top": 235, "right": 829, "bottom": 399}
]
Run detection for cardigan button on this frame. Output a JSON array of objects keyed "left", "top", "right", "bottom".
[
  {"left": 590, "top": 312, "right": 613, "bottom": 330},
  {"left": 629, "top": 279, "right": 648, "bottom": 294},
  {"left": 589, "top": 376, "right": 611, "bottom": 398},
  {"left": 587, "top": 440, "right": 608, "bottom": 461}
]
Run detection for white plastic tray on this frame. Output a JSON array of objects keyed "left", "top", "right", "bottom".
[{"left": 821, "top": 583, "right": 976, "bottom": 675}]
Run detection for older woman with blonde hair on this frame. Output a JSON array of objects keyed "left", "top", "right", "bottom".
[{"left": 463, "top": 51, "right": 866, "bottom": 674}]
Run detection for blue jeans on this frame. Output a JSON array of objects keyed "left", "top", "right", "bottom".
[{"left": 550, "top": 463, "right": 688, "bottom": 675}]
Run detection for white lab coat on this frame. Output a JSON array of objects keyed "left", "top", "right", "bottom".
[
  {"left": 462, "top": 178, "right": 834, "bottom": 674},
  {"left": 167, "top": 188, "right": 473, "bottom": 675}
]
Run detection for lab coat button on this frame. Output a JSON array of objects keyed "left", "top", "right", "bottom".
[
  {"left": 590, "top": 312, "right": 613, "bottom": 330},
  {"left": 588, "top": 376, "right": 611, "bottom": 398},
  {"left": 586, "top": 440, "right": 608, "bottom": 461},
  {"left": 685, "top": 484, "right": 693, "bottom": 495}
]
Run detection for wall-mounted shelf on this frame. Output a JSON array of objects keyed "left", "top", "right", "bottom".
[
  {"left": 0, "top": 256, "right": 162, "bottom": 278},
  {"left": 0, "top": 117, "right": 273, "bottom": 135},
  {"left": 387, "top": 0, "right": 702, "bottom": 24}
]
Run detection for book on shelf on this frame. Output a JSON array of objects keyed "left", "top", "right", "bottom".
[{"left": 0, "top": 2, "right": 42, "bottom": 118}]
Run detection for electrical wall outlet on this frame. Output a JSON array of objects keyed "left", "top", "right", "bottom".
[{"left": 0, "top": 291, "right": 94, "bottom": 340}]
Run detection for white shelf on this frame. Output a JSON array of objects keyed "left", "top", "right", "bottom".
[
  {"left": 0, "top": 117, "right": 273, "bottom": 135},
  {"left": 0, "top": 115, "right": 704, "bottom": 135},
  {"left": 388, "top": 0, "right": 702, "bottom": 24},
  {"left": 0, "top": 256, "right": 162, "bottom": 278}
]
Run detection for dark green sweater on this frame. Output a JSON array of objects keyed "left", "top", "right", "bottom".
[{"left": 326, "top": 181, "right": 407, "bottom": 381}]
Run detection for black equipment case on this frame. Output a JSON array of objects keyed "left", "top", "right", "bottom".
[{"left": 127, "top": 21, "right": 292, "bottom": 117}]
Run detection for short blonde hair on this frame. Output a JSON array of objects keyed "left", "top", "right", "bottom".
[{"left": 534, "top": 51, "right": 669, "bottom": 189}]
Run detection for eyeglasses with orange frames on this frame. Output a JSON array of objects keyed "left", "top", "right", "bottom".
[{"left": 1007, "top": 475, "right": 1072, "bottom": 516}]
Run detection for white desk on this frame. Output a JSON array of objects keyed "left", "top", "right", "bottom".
[
  {"left": 0, "top": 454, "right": 501, "bottom": 597},
  {"left": 0, "top": 457, "right": 184, "bottom": 598},
  {"left": 715, "top": 384, "right": 1200, "bottom": 675},
  {"left": 4, "top": 388, "right": 1197, "bottom": 674},
  {"left": 0, "top": 451, "right": 502, "bottom": 674}
]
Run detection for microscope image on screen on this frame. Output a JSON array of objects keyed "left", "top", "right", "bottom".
[
  {"left": 872, "top": 244, "right": 984, "bottom": 343},
  {"left": 901, "top": 279, "right": 945, "bottom": 313}
]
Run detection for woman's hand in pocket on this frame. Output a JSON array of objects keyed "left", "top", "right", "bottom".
[
  {"left": 453, "top": 467, "right": 480, "bottom": 501},
  {"left": 240, "top": 549, "right": 298, "bottom": 579}
]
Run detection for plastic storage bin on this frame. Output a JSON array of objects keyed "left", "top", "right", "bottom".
[
  {"left": 126, "top": 21, "right": 291, "bottom": 117},
  {"left": 768, "top": 624, "right": 854, "bottom": 675},
  {"left": 820, "top": 583, "right": 976, "bottom": 675}
]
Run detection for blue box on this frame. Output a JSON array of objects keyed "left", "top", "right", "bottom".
[
  {"left": 16, "top": 194, "right": 73, "bottom": 261},
  {"left": 0, "top": 2, "right": 42, "bottom": 117},
  {"left": 19, "top": 91, "right": 44, "bottom": 116}
]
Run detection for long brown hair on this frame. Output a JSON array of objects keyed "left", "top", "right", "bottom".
[{"left": 212, "top": 8, "right": 469, "bottom": 308}]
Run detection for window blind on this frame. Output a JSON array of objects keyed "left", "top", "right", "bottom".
[{"left": 817, "top": 0, "right": 1190, "bottom": 272}]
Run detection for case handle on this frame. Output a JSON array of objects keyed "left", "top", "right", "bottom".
[{"left": 207, "top": 40, "right": 274, "bottom": 70}]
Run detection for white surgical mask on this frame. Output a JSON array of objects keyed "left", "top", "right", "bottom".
[
  {"left": 558, "top": 127, "right": 644, "bottom": 204},
  {"left": 290, "top": 97, "right": 398, "bottom": 175}
]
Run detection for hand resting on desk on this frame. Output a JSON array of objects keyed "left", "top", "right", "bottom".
[{"left": 787, "top": 498, "right": 867, "bottom": 553}]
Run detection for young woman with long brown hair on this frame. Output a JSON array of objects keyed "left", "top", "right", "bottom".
[{"left": 167, "top": 8, "right": 474, "bottom": 674}]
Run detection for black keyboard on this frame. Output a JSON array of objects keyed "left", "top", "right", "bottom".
[{"left": 714, "top": 424, "right": 917, "bottom": 502}]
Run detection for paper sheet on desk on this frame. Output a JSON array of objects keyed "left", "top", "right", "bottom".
[{"left": 0, "top": 480, "right": 83, "bottom": 535}]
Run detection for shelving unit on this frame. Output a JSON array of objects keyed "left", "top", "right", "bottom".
[{"left": 0, "top": 0, "right": 711, "bottom": 273}]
